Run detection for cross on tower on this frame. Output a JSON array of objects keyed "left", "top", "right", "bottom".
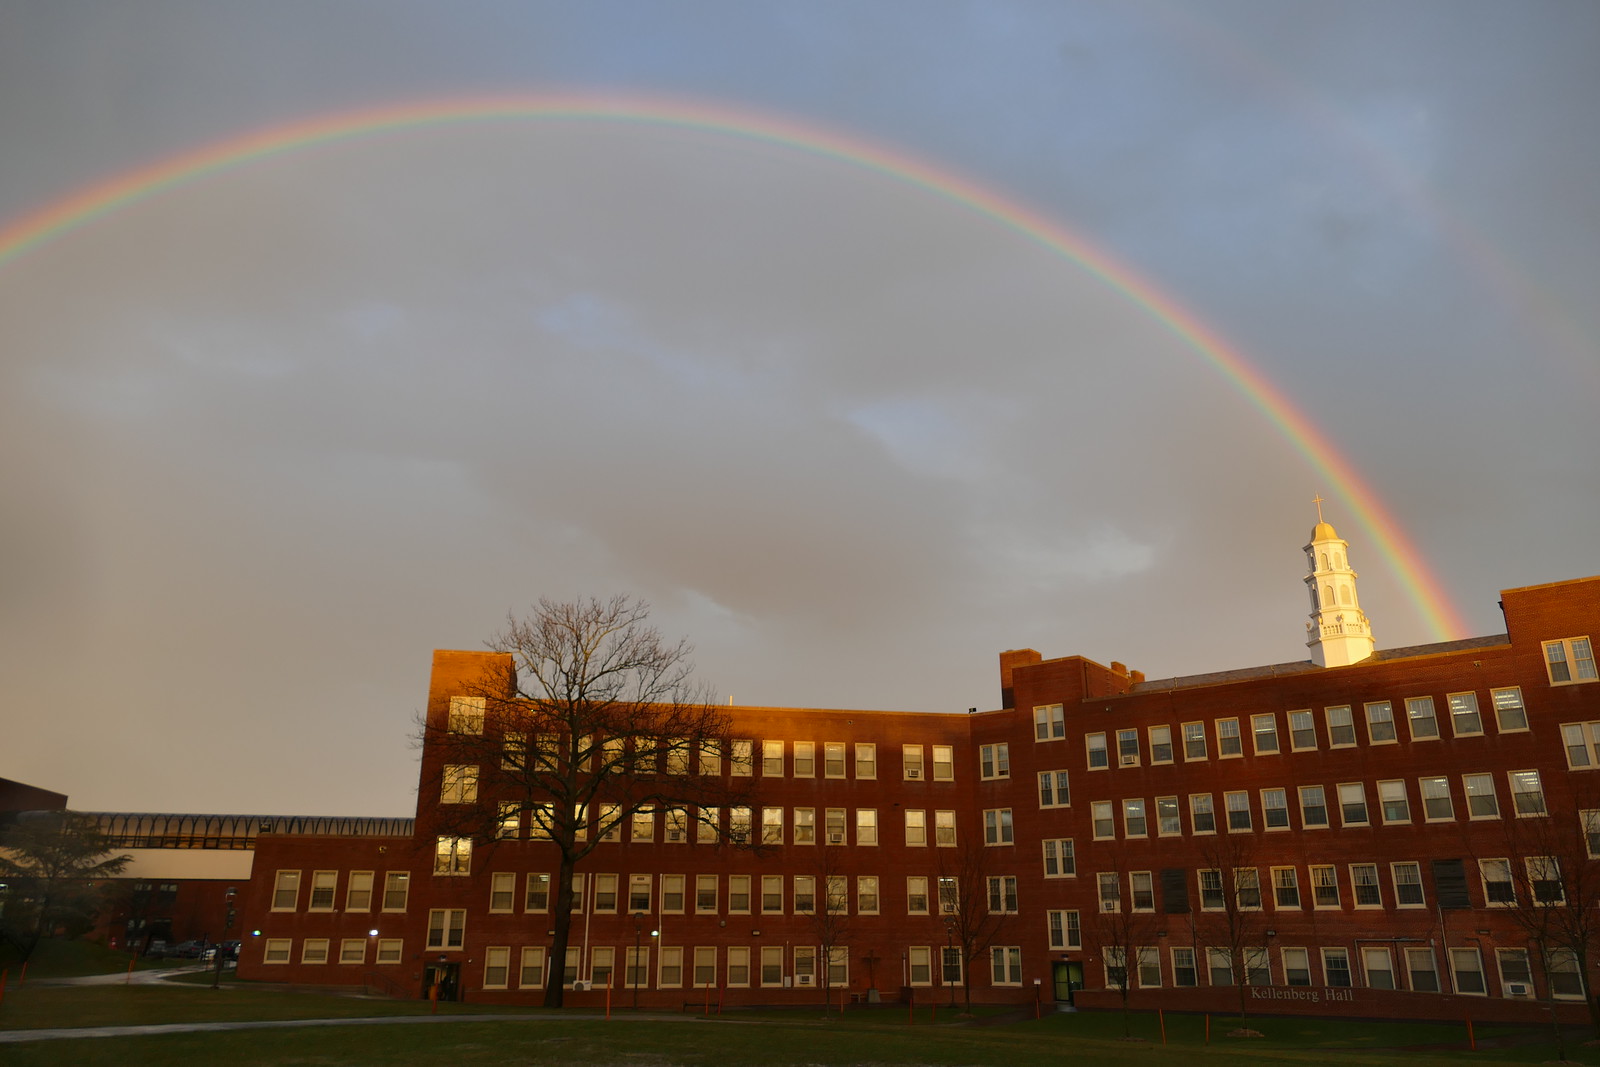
[{"left": 1312, "top": 494, "right": 1325, "bottom": 523}]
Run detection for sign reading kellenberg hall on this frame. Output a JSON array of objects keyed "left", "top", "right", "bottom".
[{"left": 1251, "top": 986, "right": 1356, "bottom": 1005}]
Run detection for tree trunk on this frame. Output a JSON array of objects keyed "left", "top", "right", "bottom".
[{"left": 543, "top": 855, "right": 579, "bottom": 1008}]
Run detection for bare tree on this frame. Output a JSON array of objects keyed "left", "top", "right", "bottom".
[
  {"left": 0, "top": 812, "right": 130, "bottom": 961},
  {"left": 415, "top": 596, "right": 754, "bottom": 1007},
  {"left": 1089, "top": 848, "right": 1162, "bottom": 1035},
  {"left": 804, "top": 845, "right": 853, "bottom": 1007},
  {"left": 935, "top": 837, "right": 1012, "bottom": 1012},
  {"left": 1191, "top": 831, "right": 1270, "bottom": 1027},
  {"left": 1488, "top": 797, "right": 1600, "bottom": 1045}
]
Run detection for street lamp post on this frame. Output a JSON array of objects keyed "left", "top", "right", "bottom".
[
  {"left": 211, "top": 887, "right": 236, "bottom": 990},
  {"left": 943, "top": 919, "right": 957, "bottom": 1007},
  {"left": 632, "top": 914, "right": 644, "bottom": 1009}
]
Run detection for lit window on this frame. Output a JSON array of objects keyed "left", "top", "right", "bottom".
[
  {"left": 1405, "top": 697, "right": 1439, "bottom": 740},
  {"left": 932, "top": 746, "right": 954, "bottom": 781},
  {"left": 905, "top": 809, "right": 927, "bottom": 847},
  {"left": 439, "top": 764, "right": 478, "bottom": 804},
  {"left": 1544, "top": 638, "right": 1598, "bottom": 685},
  {"left": 793, "top": 807, "right": 815, "bottom": 845},
  {"left": 1365, "top": 702, "right": 1396, "bottom": 743},
  {"left": 824, "top": 742, "right": 846, "bottom": 778},
  {"left": 433, "top": 837, "right": 471, "bottom": 876},
  {"left": 1491, "top": 687, "right": 1529, "bottom": 731},
  {"left": 762, "top": 740, "right": 785, "bottom": 777},
  {"left": 792, "top": 741, "right": 815, "bottom": 777},
  {"left": 935, "top": 810, "right": 956, "bottom": 846},
  {"left": 760, "top": 807, "right": 783, "bottom": 845},
  {"left": 1448, "top": 693, "right": 1483, "bottom": 736},
  {"left": 731, "top": 740, "right": 753, "bottom": 776},
  {"left": 856, "top": 808, "right": 878, "bottom": 845},
  {"left": 855, "top": 743, "right": 876, "bottom": 779},
  {"left": 447, "top": 695, "right": 484, "bottom": 733}
]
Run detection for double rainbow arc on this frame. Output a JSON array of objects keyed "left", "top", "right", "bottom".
[{"left": 0, "top": 92, "right": 1470, "bottom": 641}]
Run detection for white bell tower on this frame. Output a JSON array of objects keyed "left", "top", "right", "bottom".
[{"left": 1304, "top": 496, "right": 1375, "bottom": 668}]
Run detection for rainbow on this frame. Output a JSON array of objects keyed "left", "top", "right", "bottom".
[{"left": 0, "top": 92, "right": 1471, "bottom": 640}]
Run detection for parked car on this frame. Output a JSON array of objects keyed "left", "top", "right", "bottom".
[{"left": 169, "top": 940, "right": 208, "bottom": 958}]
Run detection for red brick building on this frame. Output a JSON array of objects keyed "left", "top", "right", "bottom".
[{"left": 235, "top": 521, "right": 1600, "bottom": 1023}]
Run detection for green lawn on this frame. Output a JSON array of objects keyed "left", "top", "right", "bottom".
[{"left": 3, "top": 961, "right": 1599, "bottom": 1067}]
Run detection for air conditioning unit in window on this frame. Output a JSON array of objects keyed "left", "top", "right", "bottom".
[
  {"left": 1120, "top": 754, "right": 1138, "bottom": 767},
  {"left": 572, "top": 980, "right": 591, "bottom": 992},
  {"left": 666, "top": 829, "right": 685, "bottom": 842},
  {"left": 796, "top": 974, "right": 815, "bottom": 987},
  {"left": 907, "top": 768, "right": 922, "bottom": 779},
  {"left": 941, "top": 902, "right": 957, "bottom": 914},
  {"left": 1506, "top": 982, "right": 1532, "bottom": 997},
  {"left": 828, "top": 833, "right": 845, "bottom": 845}
]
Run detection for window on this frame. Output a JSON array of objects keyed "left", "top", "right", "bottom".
[
  {"left": 1544, "top": 637, "right": 1598, "bottom": 685},
  {"left": 1548, "top": 949, "right": 1585, "bottom": 998},
  {"left": 1563, "top": 722, "right": 1600, "bottom": 769},
  {"left": 1510, "top": 769, "right": 1547, "bottom": 815},
  {"left": 1528, "top": 856, "right": 1565, "bottom": 905},
  {"left": 425, "top": 909, "right": 466, "bottom": 951},
  {"left": 1198, "top": 869, "right": 1224, "bottom": 910},
  {"left": 1207, "top": 948, "right": 1234, "bottom": 986},
  {"left": 481, "top": 947, "right": 509, "bottom": 989},
  {"left": 1449, "top": 948, "right": 1486, "bottom": 995},
  {"left": 1038, "top": 770, "right": 1070, "bottom": 808},
  {"left": 760, "top": 947, "right": 783, "bottom": 986},
  {"left": 523, "top": 872, "right": 550, "bottom": 913},
  {"left": 693, "top": 947, "right": 717, "bottom": 988},
  {"left": 1496, "top": 948, "right": 1531, "bottom": 993},
  {"left": 824, "top": 742, "right": 846, "bottom": 778},
  {"left": 1310, "top": 865, "right": 1340, "bottom": 908},
  {"left": 662, "top": 807, "right": 688, "bottom": 843},
  {"left": 1034, "top": 703, "right": 1065, "bottom": 740},
  {"left": 1378, "top": 780, "right": 1411, "bottom": 824},
  {"left": 792, "top": 741, "right": 815, "bottom": 777},
  {"left": 728, "top": 874, "right": 751, "bottom": 913},
  {"left": 1325, "top": 706, "right": 1356, "bottom": 747},
  {"left": 1584, "top": 810, "right": 1600, "bottom": 857},
  {"left": 489, "top": 872, "right": 515, "bottom": 913},
  {"left": 447, "top": 695, "right": 484, "bottom": 733},
  {"left": 796, "top": 806, "right": 819, "bottom": 844},
  {"left": 905, "top": 809, "right": 927, "bottom": 846},
  {"left": 1086, "top": 732, "right": 1109, "bottom": 769},
  {"left": 760, "top": 807, "right": 783, "bottom": 845},
  {"left": 856, "top": 808, "right": 878, "bottom": 845},
  {"left": 1337, "top": 783, "right": 1368, "bottom": 826},
  {"left": 1405, "top": 696, "right": 1439, "bottom": 740},
  {"left": 1288, "top": 710, "right": 1316, "bottom": 751},
  {"left": 1122, "top": 799, "right": 1147, "bottom": 837},
  {"left": 439, "top": 764, "right": 478, "bottom": 804},
  {"left": 1392, "top": 862, "right": 1425, "bottom": 906},
  {"left": 1404, "top": 948, "right": 1438, "bottom": 992},
  {"left": 697, "top": 741, "right": 721, "bottom": 776},
  {"left": 497, "top": 802, "right": 520, "bottom": 839},
  {"left": 855, "top": 743, "right": 876, "bottom": 779},
  {"left": 1171, "top": 947, "right": 1197, "bottom": 987},
  {"left": 1251, "top": 714, "right": 1280, "bottom": 754},
  {"left": 1299, "top": 785, "right": 1328, "bottom": 828},
  {"left": 697, "top": 807, "right": 721, "bottom": 843},
  {"left": 1323, "top": 948, "right": 1352, "bottom": 987},
  {"left": 1047, "top": 910, "right": 1081, "bottom": 951},
  {"left": 990, "top": 946, "right": 1022, "bottom": 985},
  {"left": 793, "top": 875, "right": 815, "bottom": 913},
  {"left": 1448, "top": 692, "right": 1483, "bottom": 736},
  {"left": 1272, "top": 867, "right": 1300, "bottom": 908},
  {"left": 1491, "top": 687, "right": 1529, "bottom": 731},
  {"left": 1092, "top": 801, "right": 1115, "bottom": 839},
  {"left": 661, "top": 874, "right": 685, "bottom": 913},
  {"left": 434, "top": 836, "right": 472, "bottom": 875},
  {"left": 937, "top": 876, "right": 958, "bottom": 915},
  {"left": 1261, "top": 788, "right": 1289, "bottom": 829},
  {"left": 984, "top": 808, "right": 1014, "bottom": 845},
  {"left": 597, "top": 803, "right": 622, "bottom": 842},
  {"left": 932, "top": 745, "right": 954, "bottom": 781},
  {"left": 377, "top": 939, "right": 404, "bottom": 965},
  {"left": 271, "top": 870, "right": 300, "bottom": 911},
  {"left": 301, "top": 939, "right": 330, "bottom": 964},
  {"left": 346, "top": 871, "right": 373, "bottom": 912},
  {"left": 1365, "top": 701, "right": 1396, "bottom": 743},
  {"left": 1217, "top": 718, "right": 1242, "bottom": 757},
  {"left": 1225, "top": 791, "right": 1252, "bottom": 831},
  {"left": 1363, "top": 947, "right": 1395, "bottom": 990},
  {"left": 935, "top": 810, "right": 957, "bottom": 846},
  {"left": 529, "top": 803, "right": 555, "bottom": 841},
  {"left": 903, "top": 745, "right": 925, "bottom": 780},
  {"left": 762, "top": 740, "right": 785, "bottom": 777},
  {"left": 1116, "top": 728, "right": 1140, "bottom": 767},
  {"left": 726, "top": 947, "right": 750, "bottom": 987},
  {"left": 758, "top": 874, "right": 782, "bottom": 914},
  {"left": 824, "top": 808, "right": 846, "bottom": 845},
  {"left": 908, "top": 946, "right": 933, "bottom": 986},
  {"left": 524, "top": 947, "right": 550, "bottom": 991},
  {"left": 729, "top": 806, "right": 752, "bottom": 843},
  {"left": 1480, "top": 858, "right": 1515, "bottom": 905},
  {"left": 988, "top": 875, "right": 1019, "bottom": 913},
  {"left": 1453, "top": 773, "right": 1498, "bottom": 820},
  {"left": 731, "top": 739, "right": 753, "bottom": 776},
  {"left": 1043, "top": 838, "right": 1075, "bottom": 877},
  {"left": 907, "top": 876, "right": 929, "bottom": 914},
  {"left": 1129, "top": 871, "right": 1155, "bottom": 911},
  {"left": 1190, "top": 793, "right": 1216, "bottom": 833},
  {"left": 1156, "top": 795, "right": 1181, "bottom": 836},
  {"left": 857, "top": 875, "right": 879, "bottom": 914},
  {"left": 382, "top": 872, "right": 409, "bottom": 912},
  {"left": 1350, "top": 863, "right": 1381, "bottom": 907},
  {"left": 1235, "top": 868, "right": 1262, "bottom": 909},
  {"left": 594, "top": 873, "right": 618, "bottom": 912},
  {"left": 1137, "top": 947, "right": 1162, "bottom": 988},
  {"left": 1098, "top": 872, "right": 1121, "bottom": 912},
  {"left": 1148, "top": 725, "right": 1173, "bottom": 764},
  {"left": 1419, "top": 777, "right": 1454, "bottom": 820},
  {"left": 656, "top": 947, "right": 683, "bottom": 989},
  {"left": 689, "top": 874, "right": 715, "bottom": 914},
  {"left": 633, "top": 809, "right": 656, "bottom": 843},
  {"left": 980, "top": 743, "right": 1010, "bottom": 779}
]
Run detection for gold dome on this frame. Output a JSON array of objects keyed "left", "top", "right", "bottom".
[{"left": 1311, "top": 521, "right": 1338, "bottom": 542}]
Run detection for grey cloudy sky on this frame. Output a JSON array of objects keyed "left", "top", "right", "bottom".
[{"left": 3, "top": 1, "right": 1596, "bottom": 816}]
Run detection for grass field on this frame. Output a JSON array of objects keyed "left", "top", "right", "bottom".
[{"left": 3, "top": 944, "right": 1599, "bottom": 1066}]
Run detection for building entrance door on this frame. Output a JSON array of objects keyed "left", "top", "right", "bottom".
[
  {"left": 1051, "top": 961, "right": 1083, "bottom": 1006},
  {"left": 423, "top": 962, "right": 461, "bottom": 1002}
]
